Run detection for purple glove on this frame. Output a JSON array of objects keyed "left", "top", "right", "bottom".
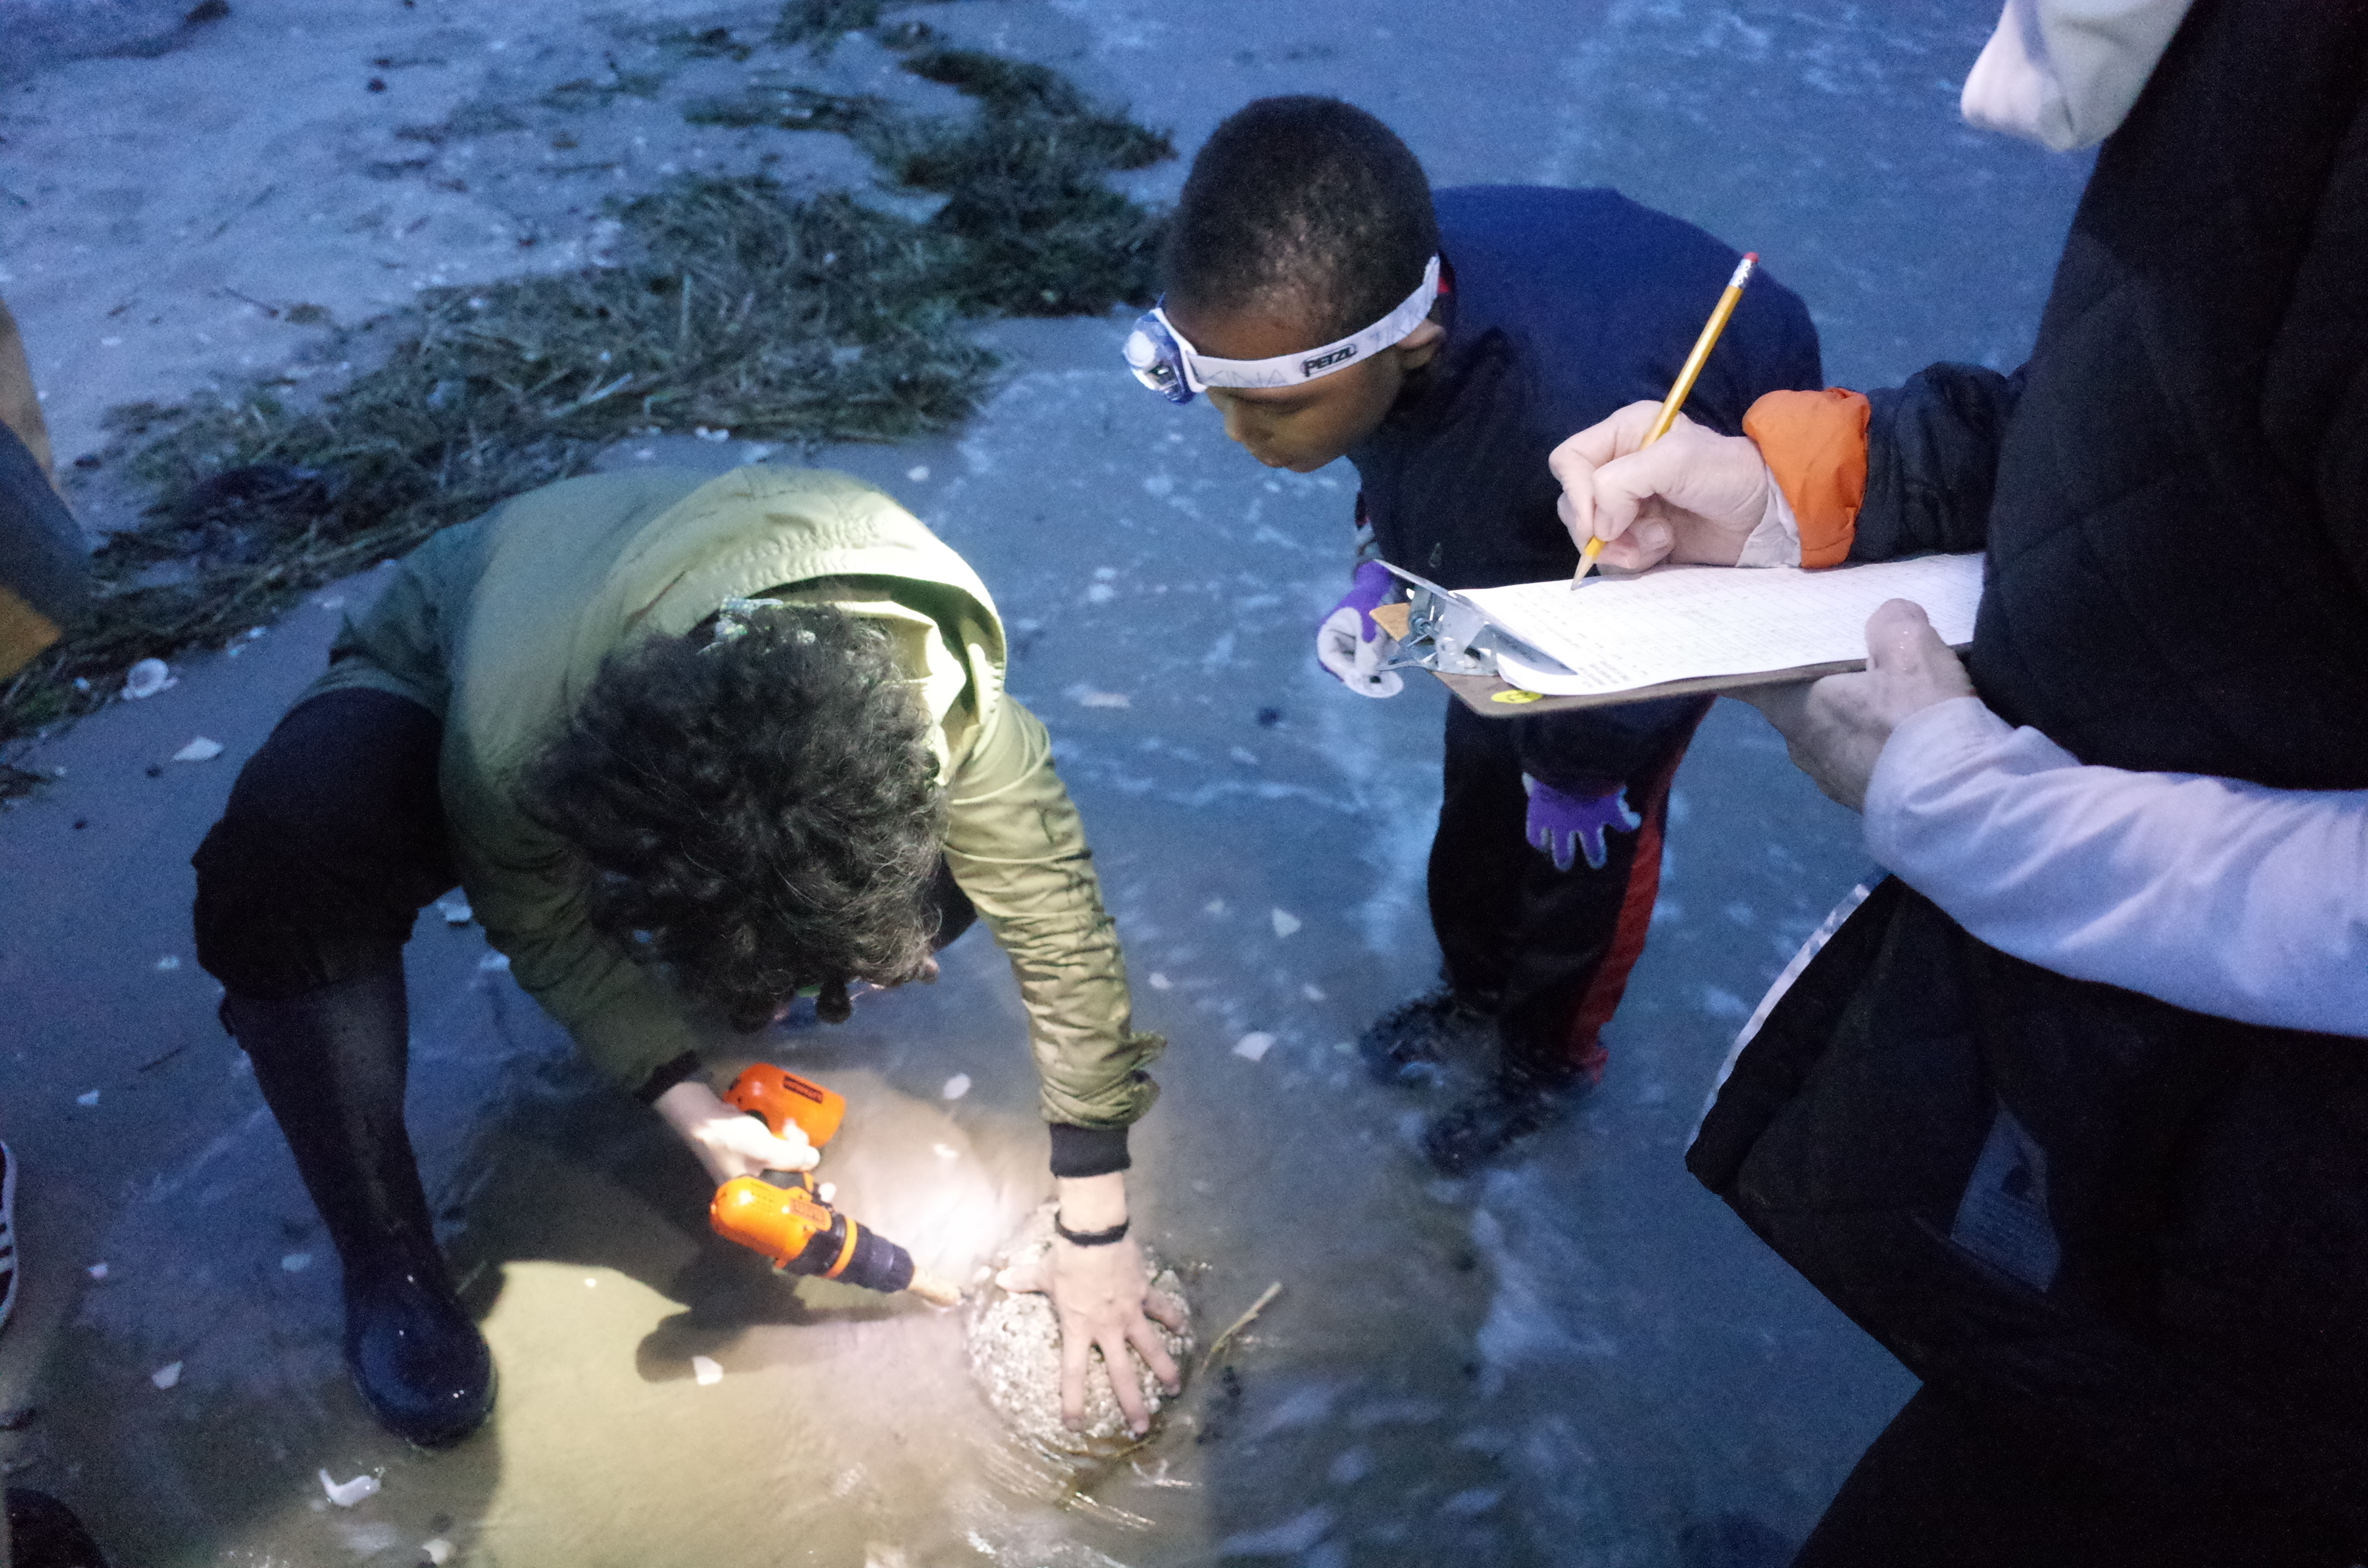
[
  {"left": 1314, "top": 560, "right": 1404, "bottom": 698},
  {"left": 1523, "top": 775, "right": 1641, "bottom": 871}
]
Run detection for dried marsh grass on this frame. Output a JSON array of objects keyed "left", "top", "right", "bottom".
[{"left": 1, "top": 14, "right": 1170, "bottom": 772}]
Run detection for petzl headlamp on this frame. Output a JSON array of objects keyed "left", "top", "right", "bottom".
[{"left": 1122, "top": 255, "right": 1442, "bottom": 404}]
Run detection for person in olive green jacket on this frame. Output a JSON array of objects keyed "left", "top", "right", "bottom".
[{"left": 192, "top": 464, "right": 1180, "bottom": 1448}]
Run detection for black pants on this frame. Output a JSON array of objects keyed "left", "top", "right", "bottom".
[
  {"left": 194, "top": 686, "right": 975, "bottom": 1017},
  {"left": 1428, "top": 693, "right": 1707, "bottom": 1082},
  {"left": 1794, "top": 1385, "right": 2360, "bottom": 1568}
]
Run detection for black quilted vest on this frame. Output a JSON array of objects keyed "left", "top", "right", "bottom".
[{"left": 1692, "top": 0, "right": 2368, "bottom": 1529}]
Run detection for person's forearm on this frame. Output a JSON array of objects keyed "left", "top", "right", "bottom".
[
  {"left": 943, "top": 698, "right": 1161, "bottom": 1127},
  {"left": 1866, "top": 697, "right": 2368, "bottom": 1036},
  {"left": 1849, "top": 363, "right": 2020, "bottom": 561},
  {"left": 1055, "top": 1170, "right": 1130, "bottom": 1231}
]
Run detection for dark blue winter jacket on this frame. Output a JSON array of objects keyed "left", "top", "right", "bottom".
[{"left": 1349, "top": 185, "right": 1824, "bottom": 593}]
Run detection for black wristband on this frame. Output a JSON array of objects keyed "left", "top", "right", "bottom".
[
  {"left": 1053, "top": 1215, "right": 1130, "bottom": 1248},
  {"left": 634, "top": 1049, "right": 704, "bottom": 1105},
  {"left": 1047, "top": 1122, "right": 1132, "bottom": 1178}
]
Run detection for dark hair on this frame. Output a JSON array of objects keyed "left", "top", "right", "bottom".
[
  {"left": 1159, "top": 96, "right": 1438, "bottom": 344},
  {"left": 524, "top": 603, "right": 947, "bottom": 1032}
]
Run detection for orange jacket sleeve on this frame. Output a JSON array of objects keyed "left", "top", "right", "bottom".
[{"left": 1743, "top": 388, "right": 1871, "bottom": 568}]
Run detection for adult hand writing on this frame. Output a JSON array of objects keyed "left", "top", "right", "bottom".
[
  {"left": 1737, "top": 600, "right": 1975, "bottom": 812},
  {"left": 1548, "top": 402, "right": 1769, "bottom": 570},
  {"left": 997, "top": 1172, "right": 1185, "bottom": 1435}
]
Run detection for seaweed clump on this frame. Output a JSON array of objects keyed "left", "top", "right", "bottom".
[
  {"left": 688, "top": 33, "right": 1173, "bottom": 315},
  {"left": 2, "top": 16, "right": 1172, "bottom": 766}
]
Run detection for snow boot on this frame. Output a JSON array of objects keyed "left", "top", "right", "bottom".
[
  {"left": 1355, "top": 988, "right": 1497, "bottom": 1086},
  {"left": 224, "top": 965, "right": 494, "bottom": 1448},
  {"left": 5, "top": 1488, "right": 110, "bottom": 1568},
  {"left": 1420, "top": 1063, "right": 1586, "bottom": 1175}
]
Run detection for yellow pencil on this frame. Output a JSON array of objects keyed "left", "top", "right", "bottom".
[{"left": 1572, "top": 251, "right": 1759, "bottom": 589}]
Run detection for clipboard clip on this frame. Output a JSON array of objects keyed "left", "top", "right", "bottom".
[{"left": 1369, "top": 561, "right": 1554, "bottom": 679}]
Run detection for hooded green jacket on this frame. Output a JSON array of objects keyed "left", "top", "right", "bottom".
[{"left": 308, "top": 465, "right": 1158, "bottom": 1129}]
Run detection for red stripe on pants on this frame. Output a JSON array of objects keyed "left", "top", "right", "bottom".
[{"left": 1560, "top": 723, "right": 1698, "bottom": 1083}]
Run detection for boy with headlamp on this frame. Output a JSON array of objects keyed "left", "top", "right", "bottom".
[{"left": 1128, "top": 98, "right": 1822, "bottom": 1171}]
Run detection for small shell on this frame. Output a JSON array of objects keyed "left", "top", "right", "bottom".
[
  {"left": 122, "top": 659, "right": 172, "bottom": 699},
  {"left": 318, "top": 1469, "right": 380, "bottom": 1507}
]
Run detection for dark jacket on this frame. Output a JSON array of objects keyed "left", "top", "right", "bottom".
[
  {"left": 1350, "top": 185, "right": 1824, "bottom": 593},
  {"left": 1691, "top": 0, "right": 2368, "bottom": 1528}
]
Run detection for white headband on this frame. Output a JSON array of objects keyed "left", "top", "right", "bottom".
[{"left": 1127, "top": 255, "right": 1442, "bottom": 398}]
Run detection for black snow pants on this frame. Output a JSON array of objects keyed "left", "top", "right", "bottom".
[
  {"left": 1428, "top": 691, "right": 1707, "bottom": 1082},
  {"left": 192, "top": 687, "right": 975, "bottom": 1089}
]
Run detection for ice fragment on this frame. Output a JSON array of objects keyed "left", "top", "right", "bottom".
[
  {"left": 1147, "top": 972, "right": 1171, "bottom": 990},
  {"left": 437, "top": 894, "right": 473, "bottom": 926},
  {"left": 1270, "top": 909, "right": 1302, "bottom": 939},
  {"left": 173, "top": 737, "right": 225, "bottom": 763},
  {"left": 155, "top": 956, "right": 180, "bottom": 971},
  {"left": 693, "top": 426, "right": 731, "bottom": 442},
  {"left": 151, "top": 1361, "right": 182, "bottom": 1390},
  {"left": 87, "top": 1262, "right": 107, "bottom": 1279},
  {"left": 905, "top": 465, "right": 929, "bottom": 482},
  {"left": 75, "top": 1090, "right": 99, "bottom": 1107},
  {"left": 478, "top": 952, "right": 510, "bottom": 972},
  {"left": 691, "top": 1355, "right": 723, "bottom": 1386},
  {"left": 1064, "top": 684, "right": 1130, "bottom": 709},
  {"left": 282, "top": 1252, "right": 312, "bottom": 1272},
  {"left": 122, "top": 659, "right": 173, "bottom": 699},
  {"left": 1302, "top": 984, "right": 1327, "bottom": 1002},
  {"left": 318, "top": 1469, "right": 379, "bottom": 1507},
  {"left": 941, "top": 1073, "right": 971, "bottom": 1100},
  {"left": 1233, "top": 1032, "right": 1276, "bottom": 1063}
]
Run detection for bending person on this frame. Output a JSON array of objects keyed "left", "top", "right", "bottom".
[{"left": 192, "top": 465, "right": 1180, "bottom": 1448}]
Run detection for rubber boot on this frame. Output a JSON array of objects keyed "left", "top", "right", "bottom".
[
  {"left": 5, "top": 1489, "right": 109, "bottom": 1568},
  {"left": 224, "top": 965, "right": 494, "bottom": 1448},
  {"left": 1419, "top": 1061, "right": 1586, "bottom": 1176},
  {"left": 1355, "top": 988, "right": 1497, "bottom": 1087}
]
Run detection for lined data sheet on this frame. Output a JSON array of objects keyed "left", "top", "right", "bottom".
[{"left": 1461, "top": 554, "right": 1984, "bottom": 698}]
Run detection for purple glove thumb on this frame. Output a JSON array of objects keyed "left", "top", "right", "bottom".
[
  {"left": 1334, "top": 559, "right": 1396, "bottom": 644},
  {"left": 1523, "top": 775, "right": 1642, "bottom": 872}
]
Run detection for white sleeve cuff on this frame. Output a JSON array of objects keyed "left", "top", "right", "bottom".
[{"left": 1733, "top": 462, "right": 1802, "bottom": 568}]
